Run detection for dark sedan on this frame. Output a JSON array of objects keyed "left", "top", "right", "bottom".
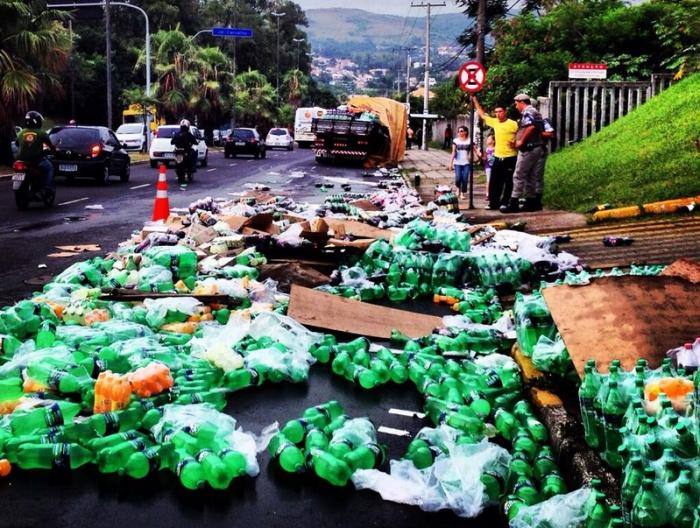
[
  {"left": 224, "top": 128, "right": 266, "bottom": 159},
  {"left": 49, "top": 125, "right": 131, "bottom": 184}
]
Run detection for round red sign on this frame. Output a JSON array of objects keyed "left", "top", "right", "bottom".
[{"left": 458, "top": 61, "right": 486, "bottom": 93}]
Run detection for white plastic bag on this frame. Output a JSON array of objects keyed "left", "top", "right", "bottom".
[{"left": 509, "top": 487, "right": 593, "bottom": 528}]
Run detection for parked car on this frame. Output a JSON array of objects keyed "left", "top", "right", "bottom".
[
  {"left": 224, "top": 128, "right": 266, "bottom": 159},
  {"left": 115, "top": 123, "right": 148, "bottom": 152},
  {"left": 48, "top": 125, "right": 131, "bottom": 184},
  {"left": 266, "top": 127, "right": 294, "bottom": 150},
  {"left": 149, "top": 125, "right": 208, "bottom": 168}
]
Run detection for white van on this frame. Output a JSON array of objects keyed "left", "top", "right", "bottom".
[{"left": 294, "top": 107, "right": 326, "bottom": 147}]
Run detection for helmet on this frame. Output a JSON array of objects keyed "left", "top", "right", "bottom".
[
  {"left": 179, "top": 119, "right": 190, "bottom": 129},
  {"left": 25, "top": 111, "right": 44, "bottom": 129}
]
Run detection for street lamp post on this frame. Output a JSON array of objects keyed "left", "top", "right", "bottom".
[
  {"left": 292, "top": 37, "right": 304, "bottom": 70},
  {"left": 271, "top": 11, "right": 285, "bottom": 105},
  {"left": 47, "top": 1, "right": 151, "bottom": 145}
]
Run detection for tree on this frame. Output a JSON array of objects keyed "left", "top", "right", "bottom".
[
  {"left": 282, "top": 68, "right": 310, "bottom": 107},
  {"left": 232, "top": 69, "right": 276, "bottom": 126},
  {"left": 0, "top": 0, "right": 71, "bottom": 163}
]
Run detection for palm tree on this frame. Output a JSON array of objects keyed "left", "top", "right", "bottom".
[
  {"left": 0, "top": 0, "right": 71, "bottom": 163},
  {"left": 149, "top": 28, "right": 194, "bottom": 121},
  {"left": 232, "top": 69, "right": 276, "bottom": 126},
  {"left": 188, "top": 47, "right": 234, "bottom": 128},
  {"left": 282, "top": 68, "right": 309, "bottom": 108}
]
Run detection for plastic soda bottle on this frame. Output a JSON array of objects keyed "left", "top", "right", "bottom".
[
  {"left": 631, "top": 479, "right": 665, "bottom": 528},
  {"left": 621, "top": 456, "right": 645, "bottom": 526},
  {"left": 173, "top": 450, "right": 206, "bottom": 490},
  {"left": 124, "top": 444, "right": 171, "bottom": 479},
  {"left": 310, "top": 448, "right": 351, "bottom": 486},
  {"left": 281, "top": 419, "right": 311, "bottom": 444},
  {"left": 97, "top": 438, "right": 149, "bottom": 473},
  {"left": 222, "top": 368, "right": 261, "bottom": 391},
  {"left": 219, "top": 448, "right": 247, "bottom": 479},
  {"left": 602, "top": 380, "right": 626, "bottom": 468},
  {"left": 579, "top": 364, "right": 601, "bottom": 448},
  {"left": 671, "top": 471, "right": 695, "bottom": 527},
  {"left": 343, "top": 443, "right": 384, "bottom": 471},
  {"left": 196, "top": 449, "right": 231, "bottom": 489},
  {"left": 268, "top": 434, "right": 305, "bottom": 473},
  {"left": 0, "top": 459, "right": 10, "bottom": 477},
  {"left": 17, "top": 443, "right": 93, "bottom": 470},
  {"left": 10, "top": 401, "right": 82, "bottom": 435}
]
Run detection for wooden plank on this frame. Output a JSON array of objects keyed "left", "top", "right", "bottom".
[
  {"left": 541, "top": 276, "right": 700, "bottom": 377},
  {"left": 573, "top": 86, "right": 581, "bottom": 144},
  {"left": 582, "top": 85, "right": 589, "bottom": 139},
  {"left": 288, "top": 285, "right": 443, "bottom": 339},
  {"left": 591, "top": 86, "right": 599, "bottom": 133},
  {"left": 600, "top": 87, "right": 607, "bottom": 129},
  {"left": 618, "top": 87, "right": 625, "bottom": 119},
  {"left": 556, "top": 86, "right": 564, "bottom": 151},
  {"left": 565, "top": 87, "right": 571, "bottom": 147},
  {"left": 609, "top": 87, "right": 616, "bottom": 124}
]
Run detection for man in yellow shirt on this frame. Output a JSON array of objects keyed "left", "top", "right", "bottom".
[{"left": 471, "top": 95, "right": 518, "bottom": 210}]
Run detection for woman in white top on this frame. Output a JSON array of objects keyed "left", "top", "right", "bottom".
[{"left": 448, "top": 126, "right": 481, "bottom": 200}]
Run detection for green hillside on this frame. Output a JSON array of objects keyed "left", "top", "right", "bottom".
[
  {"left": 306, "top": 8, "right": 467, "bottom": 50},
  {"left": 545, "top": 73, "right": 700, "bottom": 212}
]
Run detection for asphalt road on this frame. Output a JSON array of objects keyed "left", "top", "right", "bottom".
[
  {"left": 0, "top": 149, "right": 499, "bottom": 527},
  {"left": 0, "top": 148, "right": 372, "bottom": 306}
]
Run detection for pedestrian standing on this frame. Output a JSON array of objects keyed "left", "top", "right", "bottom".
[
  {"left": 449, "top": 126, "right": 481, "bottom": 200},
  {"left": 501, "top": 93, "right": 546, "bottom": 213},
  {"left": 471, "top": 95, "right": 518, "bottom": 210},
  {"left": 443, "top": 124, "right": 453, "bottom": 149},
  {"left": 406, "top": 126, "right": 414, "bottom": 149}
]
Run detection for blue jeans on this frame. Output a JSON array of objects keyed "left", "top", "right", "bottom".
[
  {"left": 39, "top": 159, "right": 54, "bottom": 190},
  {"left": 454, "top": 164, "right": 471, "bottom": 193}
]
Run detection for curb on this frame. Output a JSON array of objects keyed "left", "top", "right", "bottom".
[
  {"left": 510, "top": 344, "right": 620, "bottom": 499},
  {"left": 591, "top": 196, "right": 699, "bottom": 222}
]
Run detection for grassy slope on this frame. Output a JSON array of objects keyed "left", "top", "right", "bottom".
[
  {"left": 545, "top": 73, "right": 700, "bottom": 212},
  {"left": 305, "top": 8, "right": 466, "bottom": 47}
]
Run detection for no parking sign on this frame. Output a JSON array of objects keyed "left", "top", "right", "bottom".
[{"left": 458, "top": 61, "right": 486, "bottom": 93}]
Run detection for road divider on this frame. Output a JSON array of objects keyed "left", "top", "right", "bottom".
[{"left": 58, "top": 197, "right": 89, "bottom": 206}]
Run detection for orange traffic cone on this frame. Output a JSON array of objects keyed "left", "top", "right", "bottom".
[{"left": 152, "top": 164, "right": 170, "bottom": 221}]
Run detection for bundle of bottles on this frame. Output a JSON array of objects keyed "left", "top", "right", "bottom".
[
  {"left": 269, "top": 400, "right": 386, "bottom": 486},
  {"left": 579, "top": 358, "right": 700, "bottom": 527}
]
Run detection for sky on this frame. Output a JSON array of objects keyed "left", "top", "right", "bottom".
[{"left": 294, "top": 0, "right": 464, "bottom": 17}]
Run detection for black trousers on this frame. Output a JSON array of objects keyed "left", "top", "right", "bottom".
[{"left": 488, "top": 155, "right": 517, "bottom": 208}]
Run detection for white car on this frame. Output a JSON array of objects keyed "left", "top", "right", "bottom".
[
  {"left": 116, "top": 123, "right": 148, "bottom": 152},
  {"left": 266, "top": 128, "right": 294, "bottom": 150},
  {"left": 149, "top": 125, "right": 208, "bottom": 168}
]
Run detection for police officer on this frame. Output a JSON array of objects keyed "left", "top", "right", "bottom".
[
  {"left": 501, "top": 94, "right": 546, "bottom": 213},
  {"left": 16, "top": 111, "right": 56, "bottom": 190}
]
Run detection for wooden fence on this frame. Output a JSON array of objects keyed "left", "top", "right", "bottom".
[{"left": 546, "top": 74, "right": 674, "bottom": 151}]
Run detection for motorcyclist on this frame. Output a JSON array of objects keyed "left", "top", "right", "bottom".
[
  {"left": 16, "top": 111, "right": 56, "bottom": 189},
  {"left": 170, "top": 119, "right": 198, "bottom": 175}
]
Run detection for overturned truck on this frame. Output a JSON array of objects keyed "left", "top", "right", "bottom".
[{"left": 312, "top": 96, "right": 407, "bottom": 167}]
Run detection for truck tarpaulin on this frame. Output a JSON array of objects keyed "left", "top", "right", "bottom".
[{"left": 347, "top": 96, "right": 407, "bottom": 167}]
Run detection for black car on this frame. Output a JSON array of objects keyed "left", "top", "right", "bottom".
[
  {"left": 224, "top": 128, "right": 266, "bottom": 159},
  {"left": 49, "top": 125, "right": 131, "bottom": 184}
]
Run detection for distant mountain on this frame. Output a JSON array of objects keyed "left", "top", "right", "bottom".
[
  {"left": 298, "top": 0, "right": 464, "bottom": 16},
  {"left": 305, "top": 8, "right": 469, "bottom": 53}
]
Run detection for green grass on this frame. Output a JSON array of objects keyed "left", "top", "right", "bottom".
[{"left": 545, "top": 73, "right": 700, "bottom": 212}]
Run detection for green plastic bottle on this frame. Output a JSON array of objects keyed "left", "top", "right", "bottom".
[
  {"left": 304, "top": 428, "right": 329, "bottom": 453},
  {"left": 88, "top": 430, "right": 143, "bottom": 451},
  {"left": 173, "top": 450, "right": 206, "bottom": 490},
  {"left": 493, "top": 408, "right": 518, "bottom": 441},
  {"left": 281, "top": 418, "right": 311, "bottom": 444},
  {"left": 671, "top": 471, "right": 695, "bottom": 528},
  {"left": 541, "top": 470, "right": 567, "bottom": 498},
  {"left": 586, "top": 490, "right": 611, "bottom": 528},
  {"left": 268, "top": 434, "right": 305, "bottom": 473},
  {"left": 10, "top": 401, "right": 82, "bottom": 435},
  {"left": 219, "top": 448, "right": 247, "bottom": 479},
  {"left": 343, "top": 443, "right": 384, "bottom": 471},
  {"left": 481, "top": 470, "right": 505, "bottom": 502},
  {"left": 0, "top": 377, "right": 23, "bottom": 402},
  {"left": 222, "top": 368, "right": 261, "bottom": 391},
  {"left": 310, "top": 448, "right": 351, "bottom": 486},
  {"left": 579, "top": 363, "right": 601, "bottom": 448},
  {"left": 631, "top": 478, "right": 666, "bottom": 528},
  {"left": 124, "top": 444, "right": 172, "bottom": 479},
  {"left": 621, "top": 456, "right": 645, "bottom": 526},
  {"left": 97, "top": 438, "right": 149, "bottom": 473},
  {"left": 196, "top": 449, "right": 231, "bottom": 489},
  {"left": 533, "top": 446, "right": 558, "bottom": 481},
  {"left": 602, "top": 380, "right": 626, "bottom": 468},
  {"left": 17, "top": 442, "right": 93, "bottom": 470}
]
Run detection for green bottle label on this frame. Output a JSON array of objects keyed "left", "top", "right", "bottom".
[
  {"left": 47, "top": 370, "right": 64, "bottom": 391},
  {"left": 52, "top": 443, "right": 70, "bottom": 470},
  {"left": 275, "top": 441, "right": 291, "bottom": 458},
  {"left": 196, "top": 449, "right": 213, "bottom": 463},
  {"left": 45, "top": 403, "right": 64, "bottom": 428},
  {"left": 103, "top": 413, "right": 120, "bottom": 435},
  {"left": 144, "top": 448, "right": 160, "bottom": 472}
]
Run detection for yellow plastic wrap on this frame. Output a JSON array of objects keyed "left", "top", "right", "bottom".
[{"left": 347, "top": 95, "right": 407, "bottom": 166}]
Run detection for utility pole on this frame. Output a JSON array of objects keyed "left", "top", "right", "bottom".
[
  {"left": 476, "top": 0, "right": 486, "bottom": 65},
  {"left": 412, "top": 2, "right": 445, "bottom": 150},
  {"left": 400, "top": 46, "right": 416, "bottom": 105},
  {"left": 105, "top": 0, "right": 112, "bottom": 128},
  {"left": 293, "top": 37, "right": 304, "bottom": 70},
  {"left": 271, "top": 10, "right": 285, "bottom": 106}
]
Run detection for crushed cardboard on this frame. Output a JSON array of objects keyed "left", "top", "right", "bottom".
[
  {"left": 288, "top": 285, "right": 443, "bottom": 339},
  {"left": 541, "top": 275, "right": 700, "bottom": 376},
  {"left": 55, "top": 244, "right": 101, "bottom": 252}
]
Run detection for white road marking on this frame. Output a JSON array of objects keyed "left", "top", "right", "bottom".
[
  {"left": 229, "top": 163, "right": 238, "bottom": 166},
  {"left": 58, "top": 197, "right": 89, "bottom": 206},
  {"left": 377, "top": 426, "right": 411, "bottom": 437},
  {"left": 389, "top": 408, "right": 426, "bottom": 419},
  {"left": 207, "top": 168, "right": 216, "bottom": 172},
  {"left": 130, "top": 183, "right": 150, "bottom": 190}
]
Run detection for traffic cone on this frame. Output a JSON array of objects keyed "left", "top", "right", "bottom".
[{"left": 152, "top": 164, "right": 170, "bottom": 221}]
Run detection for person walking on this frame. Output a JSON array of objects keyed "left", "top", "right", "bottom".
[
  {"left": 406, "top": 126, "right": 414, "bottom": 149},
  {"left": 483, "top": 134, "right": 495, "bottom": 205},
  {"left": 471, "top": 95, "right": 518, "bottom": 210},
  {"left": 501, "top": 93, "right": 546, "bottom": 213},
  {"left": 443, "top": 124, "right": 453, "bottom": 149},
  {"left": 449, "top": 126, "right": 481, "bottom": 200}
]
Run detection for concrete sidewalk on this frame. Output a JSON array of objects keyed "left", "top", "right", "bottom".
[{"left": 402, "top": 147, "right": 588, "bottom": 234}]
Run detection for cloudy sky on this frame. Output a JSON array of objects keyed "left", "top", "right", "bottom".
[{"left": 295, "top": 0, "right": 464, "bottom": 16}]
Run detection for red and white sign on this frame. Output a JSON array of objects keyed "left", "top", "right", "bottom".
[
  {"left": 458, "top": 61, "right": 486, "bottom": 93},
  {"left": 568, "top": 63, "right": 607, "bottom": 79}
]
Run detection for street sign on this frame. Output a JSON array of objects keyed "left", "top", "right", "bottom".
[
  {"left": 410, "top": 113, "right": 439, "bottom": 119},
  {"left": 212, "top": 27, "right": 253, "bottom": 38},
  {"left": 458, "top": 61, "right": 486, "bottom": 93},
  {"left": 568, "top": 63, "right": 607, "bottom": 79}
]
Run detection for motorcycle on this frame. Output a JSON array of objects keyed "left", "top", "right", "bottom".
[
  {"left": 12, "top": 159, "right": 55, "bottom": 209},
  {"left": 174, "top": 148, "right": 194, "bottom": 184}
]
